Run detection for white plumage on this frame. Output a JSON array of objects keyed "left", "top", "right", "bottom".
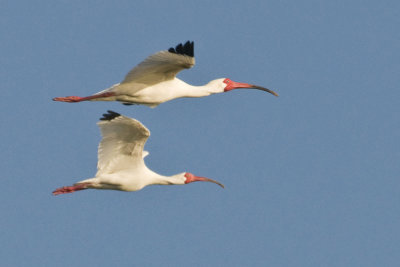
[
  {"left": 53, "top": 41, "right": 278, "bottom": 107},
  {"left": 53, "top": 110, "right": 224, "bottom": 195}
]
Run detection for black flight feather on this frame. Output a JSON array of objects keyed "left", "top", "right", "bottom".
[
  {"left": 168, "top": 41, "right": 194, "bottom": 57},
  {"left": 100, "top": 110, "right": 121, "bottom": 121}
]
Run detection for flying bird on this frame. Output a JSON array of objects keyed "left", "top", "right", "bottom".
[
  {"left": 53, "top": 110, "right": 224, "bottom": 195},
  {"left": 53, "top": 41, "right": 278, "bottom": 107}
]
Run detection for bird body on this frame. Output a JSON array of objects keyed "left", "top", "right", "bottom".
[
  {"left": 74, "top": 171, "right": 188, "bottom": 192},
  {"left": 88, "top": 78, "right": 224, "bottom": 108},
  {"left": 53, "top": 110, "right": 224, "bottom": 195},
  {"left": 53, "top": 41, "right": 278, "bottom": 107}
]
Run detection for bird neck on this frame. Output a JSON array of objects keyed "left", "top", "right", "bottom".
[
  {"left": 175, "top": 78, "right": 224, "bottom": 98},
  {"left": 152, "top": 173, "right": 186, "bottom": 186}
]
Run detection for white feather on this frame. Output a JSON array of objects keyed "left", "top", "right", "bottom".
[
  {"left": 96, "top": 115, "right": 150, "bottom": 176},
  {"left": 121, "top": 50, "right": 195, "bottom": 87}
]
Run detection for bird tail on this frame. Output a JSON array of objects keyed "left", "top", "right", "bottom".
[{"left": 52, "top": 183, "right": 90, "bottom": 196}]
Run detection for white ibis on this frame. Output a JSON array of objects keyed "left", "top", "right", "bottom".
[
  {"left": 53, "top": 41, "right": 278, "bottom": 107},
  {"left": 52, "top": 110, "right": 224, "bottom": 195}
]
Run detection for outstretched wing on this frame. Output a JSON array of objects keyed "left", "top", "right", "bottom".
[
  {"left": 120, "top": 41, "right": 195, "bottom": 86},
  {"left": 96, "top": 110, "right": 150, "bottom": 176}
]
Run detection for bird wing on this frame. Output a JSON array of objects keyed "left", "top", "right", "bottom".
[
  {"left": 96, "top": 110, "right": 150, "bottom": 176},
  {"left": 120, "top": 41, "right": 195, "bottom": 86}
]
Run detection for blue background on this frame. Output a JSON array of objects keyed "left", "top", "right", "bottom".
[{"left": 1, "top": 0, "right": 399, "bottom": 266}]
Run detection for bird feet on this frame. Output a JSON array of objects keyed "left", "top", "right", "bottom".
[
  {"left": 52, "top": 183, "right": 90, "bottom": 195},
  {"left": 53, "top": 96, "right": 83, "bottom": 102}
]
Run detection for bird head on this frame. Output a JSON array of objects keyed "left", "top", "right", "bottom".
[
  {"left": 184, "top": 172, "right": 224, "bottom": 188},
  {"left": 222, "top": 78, "right": 279, "bottom": 97}
]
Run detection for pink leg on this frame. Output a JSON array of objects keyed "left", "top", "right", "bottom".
[
  {"left": 53, "top": 92, "right": 115, "bottom": 103},
  {"left": 53, "top": 96, "right": 83, "bottom": 102},
  {"left": 52, "top": 183, "right": 91, "bottom": 196}
]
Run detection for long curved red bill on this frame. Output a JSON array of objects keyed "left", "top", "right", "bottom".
[
  {"left": 184, "top": 173, "right": 225, "bottom": 188},
  {"left": 223, "top": 79, "right": 278, "bottom": 97}
]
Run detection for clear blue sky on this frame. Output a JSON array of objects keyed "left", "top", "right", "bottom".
[{"left": 1, "top": 0, "right": 399, "bottom": 266}]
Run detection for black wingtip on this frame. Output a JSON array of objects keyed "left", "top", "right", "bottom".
[
  {"left": 100, "top": 110, "right": 121, "bottom": 121},
  {"left": 168, "top": 41, "right": 194, "bottom": 57}
]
